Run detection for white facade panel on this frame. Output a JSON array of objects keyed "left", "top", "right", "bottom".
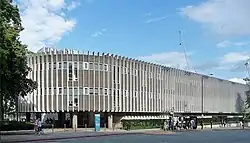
[{"left": 21, "top": 50, "right": 247, "bottom": 114}]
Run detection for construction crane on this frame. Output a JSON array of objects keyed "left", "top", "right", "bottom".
[{"left": 178, "top": 30, "right": 195, "bottom": 72}]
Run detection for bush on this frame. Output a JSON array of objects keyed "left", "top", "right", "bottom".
[
  {"left": 0, "top": 121, "right": 34, "bottom": 131},
  {"left": 121, "top": 119, "right": 163, "bottom": 130}
]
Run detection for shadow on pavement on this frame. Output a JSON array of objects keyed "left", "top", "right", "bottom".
[{"left": 0, "top": 131, "right": 35, "bottom": 135}]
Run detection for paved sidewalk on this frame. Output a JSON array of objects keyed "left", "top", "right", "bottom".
[
  {"left": 0, "top": 128, "right": 162, "bottom": 143},
  {"left": 1, "top": 126, "right": 249, "bottom": 143}
]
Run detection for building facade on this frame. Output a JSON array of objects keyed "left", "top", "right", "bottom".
[{"left": 19, "top": 48, "right": 248, "bottom": 128}]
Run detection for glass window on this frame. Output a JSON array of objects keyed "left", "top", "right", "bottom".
[
  {"left": 95, "top": 88, "right": 98, "bottom": 94},
  {"left": 104, "top": 64, "right": 108, "bottom": 71},
  {"left": 74, "top": 98, "right": 78, "bottom": 104},
  {"left": 95, "top": 63, "right": 98, "bottom": 70},
  {"left": 74, "top": 88, "right": 78, "bottom": 95},
  {"left": 79, "top": 87, "right": 83, "bottom": 95},
  {"left": 69, "top": 88, "right": 73, "bottom": 95},
  {"left": 84, "top": 87, "right": 88, "bottom": 95},
  {"left": 79, "top": 62, "right": 83, "bottom": 70},
  {"left": 89, "top": 88, "right": 93, "bottom": 95},
  {"left": 99, "top": 64, "right": 103, "bottom": 71},
  {"left": 69, "top": 62, "right": 72, "bottom": 69},
  {"left": 58, "top": 62, "right": 62, "bottom": 69},
  {"left": 89, "top": 63, "right": 93, "bottom": 70},
  {"left": 69, "top": 101, "right": 73, "bottom": 107},
  {"left": 100, "top": 88, "right": 103, "bottom": 94},
  {"left": 49, "top": 63, "right": 51, "bottom": 70},
  {"left": 84, "top": 62, "right": 88, "bottom": 70},
  {"left": 63, "top": 87, "right": 67, "bottom": 95},
  {"left": 69, "top": 63, "right": 72, "bottom": 80},
  {"left": 63, "top": 62, "right": 67, "bottom": 69},
  {"left": 58, "top": 88, "right": 62, "bottom": 94},
  {"left": 74, "top": 62, "right": 77, "bottom": 70},
  {"left": 104, "top": 88, "right": 108, "bottom": 95},
  {"left": 53, "top": 62, "right": 56, "bottom": 69},
  {"left": 74, "top": 70, "right": 78, "bottom": 80},
  {"left": 49, "top": 88, "right": 51, "bottom": 95}
]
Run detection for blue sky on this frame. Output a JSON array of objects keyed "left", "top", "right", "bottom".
[{"left": 16, "top": 0, "right": 250, "bottom": 83}]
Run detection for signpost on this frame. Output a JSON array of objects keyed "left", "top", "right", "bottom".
[{"left": 95, "top": 114, "right": 100, "bottom": 132}]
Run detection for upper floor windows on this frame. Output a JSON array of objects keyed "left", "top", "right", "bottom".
[{"left": 86, "top": 62, "right": 108, "bottom": 71}]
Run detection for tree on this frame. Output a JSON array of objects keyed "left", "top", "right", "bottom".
[
  {"left": 245, "top": 78, "right": 250, "bottom": 109},
  {"left": 0, "top": 0, "right": 37, "bottom": 121}
]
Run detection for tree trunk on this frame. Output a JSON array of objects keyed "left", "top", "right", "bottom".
[
  {"left": 16, "top": 96, "right": 19, "bottom": 121},
  {"left": 0, "top": 96, "right": 4, "bottom": 121}
]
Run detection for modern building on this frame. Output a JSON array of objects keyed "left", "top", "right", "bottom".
[{"left": 19, "top": 47, "right": 248, "bottom": 129}]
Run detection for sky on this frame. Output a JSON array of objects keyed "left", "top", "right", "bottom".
[{"left": 15, "top": 0, "right": 250, "bottom": 84}]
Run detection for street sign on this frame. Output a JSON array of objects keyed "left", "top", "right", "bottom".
[{"left": 95, "top": 114, "right": 100, "bottom": 132}]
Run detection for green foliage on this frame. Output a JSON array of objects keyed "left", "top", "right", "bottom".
[
  {"left": 121, "top": 120, "right": 163, "bottom": 130},
  {"left": 0, "top": 0, "right": 37, "bottom": 120},
  {"left": 244, "top": 78, "right": 250, "bottom": 109},
  {"left": 0, "top": 121, "right": 34, "bottom": 131}
]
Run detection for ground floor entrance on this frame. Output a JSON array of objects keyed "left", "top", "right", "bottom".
[{"left": 27, "top": 111, "right": 114, "bottom": 129}]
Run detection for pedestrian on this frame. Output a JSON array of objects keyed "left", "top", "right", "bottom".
[
  {"left": 38, "top": 118, "right": 43, "bottom": 135},
  {"left": 166, "top": 120, "right": 169, "bottom": 131},
  {"left": 34, "top": 118, "right": 38, "bottom": 134},
  {"left": 210, "top": 120, "right": 213, "bottom": 129},
  {"left": 242, "top": 120, "right": 245, "bottom": 129}
]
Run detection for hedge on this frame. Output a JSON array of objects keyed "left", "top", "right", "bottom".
[
  {"left": 121, "top": 119, "right": 164, "bottom": 130},
  {"left": 0, "top": 121, "right": 34, "bottom": 131}
]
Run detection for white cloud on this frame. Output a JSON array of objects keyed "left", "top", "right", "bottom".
[
  {"left": 137, "top": 52, "right": 190, "bottom": 70},
  {"left": 195, "top": 52, "right": 250, "bottom": 72},
  {"left": 16, "top": 0, "right": 79, "bottom": 52},
  {"left": 181, "top": 0, "right": 250, "bottom": 37},
  {"left": 221, "top": 52, "right": 249, "bottom": 64},
  {"left": 145, "top": 15, "right": 169, "bottom": 24},
  {"left": 91, "top": 29, "right": 107, "bottom": 37},
  {"left": 67, "top": 1, "right": 80, "bottom": 11},
  {"left": 217, "top": 40, "right": 249, "bottom": 48},
  {"left": 229, "top": 78, "right": 246, "bottom": 84}
]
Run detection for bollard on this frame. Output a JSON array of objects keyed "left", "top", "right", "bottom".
[
  {"left": 64, "top": 124, "right": 66, "bottom": 132},
  {"left": 75, "top": 124, "right": 77, "bottom": 132},
  {"left": 85, "top": 124, "right": 87, "bottom": 131},
  {"left": 51, "top": 124, "right": 54, "bottom": 134}
]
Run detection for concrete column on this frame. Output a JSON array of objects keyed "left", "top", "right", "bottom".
[
  {"left": 72, "top": 113, "right": 78, "bottom": 129},
  {"left": 88, "top": 112, "right": 94, "bottom": 127},
  {"left": 41, "top": 113, "right": 46, "bottom": 123},
  {"left": 108, "top": 114, "right": 113, "bottom": 129}
]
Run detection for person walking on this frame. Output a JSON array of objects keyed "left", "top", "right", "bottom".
[
  {"left": 34, "top": 118, "right": 39, "bottom": 135},
  {"left": 37, "top": 118, "right": 43, "bottom": 135}
]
